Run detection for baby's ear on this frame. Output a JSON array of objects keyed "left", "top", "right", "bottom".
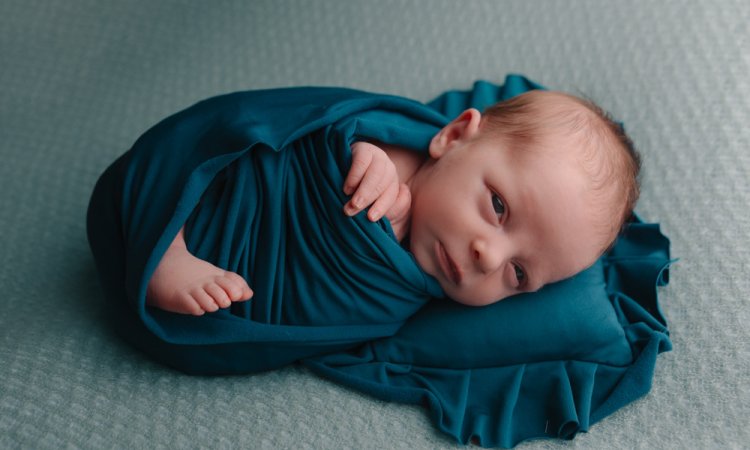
[{"left": 429, "top": 108, "right": 482, "bottom": 158}]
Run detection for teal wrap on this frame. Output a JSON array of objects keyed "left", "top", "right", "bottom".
[{"left": 87, "top": 75, "right": 671, "bottom": 447}]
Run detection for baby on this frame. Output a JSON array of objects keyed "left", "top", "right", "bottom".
[{"left": 146, "top": 90, "right": 639, "bottom": 315}]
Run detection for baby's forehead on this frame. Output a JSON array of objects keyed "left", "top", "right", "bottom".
[{"left": 485, "top": 127, "right": 593, "bottom": 165}]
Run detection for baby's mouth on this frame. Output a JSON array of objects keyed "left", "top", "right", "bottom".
[{"left": 438, "top": 242, "right": 462, "bottom": 285}]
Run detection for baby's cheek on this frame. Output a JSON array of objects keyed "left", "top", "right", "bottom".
[{"left": 451, "top": 283, "right": 508, "bottom": 307}]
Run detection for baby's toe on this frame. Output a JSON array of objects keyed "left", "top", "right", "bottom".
[
  {"left": 217, "top": 273, "right": 253, "bottom": 301},
  {"left": 178, "top": 293, "right": 205, "bottom": 316},
  {"left": 190, "top": 289, "right": 219, "bottom": 313},
  {"left": 205, "top": 282, "right": 231, "bottom": 309}
]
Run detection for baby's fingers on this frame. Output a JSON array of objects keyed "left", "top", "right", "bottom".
[
  {"left": 386, "top": 183, "right": 412, "bottom": 223},
  {"left": 345, "top": 157, "right": 389, "bottom": 216},
  {"left": 367, "top": 179, "right": 400, "bottom": 221},
  {"left": 343, "top": 144, "right": 374, "bottom": 195}
]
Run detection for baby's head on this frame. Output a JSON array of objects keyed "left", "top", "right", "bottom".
[{"left": 408, "top": 90, "right": 640, "bottom": 306}]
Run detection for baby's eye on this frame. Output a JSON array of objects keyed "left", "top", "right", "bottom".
[
  {"left": 513, "top": 264, "right": 526, "bottom": 285},
  {"left": 491, "top": 194, "right": 505, "bottom": 217}
]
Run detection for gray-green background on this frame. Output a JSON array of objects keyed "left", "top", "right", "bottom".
[{"left": 1, "top": 1, "right": 748, "bottom": 448}]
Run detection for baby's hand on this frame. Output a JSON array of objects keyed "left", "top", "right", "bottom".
[
  {"left": 384, "top": 183, "right": 411, "bottom": 243},
  {"left": 343, "top": 141, "right": 403, "bottom": 222}
]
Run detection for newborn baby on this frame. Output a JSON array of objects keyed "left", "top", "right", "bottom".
[{"left": 146, "top": 90, "right": 639, "bottom": 315}]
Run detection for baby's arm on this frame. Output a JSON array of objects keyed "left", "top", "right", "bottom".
[
  {"left": 146, "top": 225, "right": 254, "bottom": 315},
  {"left": 343, "top": 142, "right": 411, "bottom": 241}
]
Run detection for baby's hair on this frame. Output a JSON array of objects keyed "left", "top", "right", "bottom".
[{"left": 480, "top": 90, "right": 642, "bottom": 253}]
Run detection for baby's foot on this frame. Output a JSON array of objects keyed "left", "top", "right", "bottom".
[{"left": 146, "top": 241, "right": 253, "bottom": 316}]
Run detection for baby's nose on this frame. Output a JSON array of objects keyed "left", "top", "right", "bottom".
[{"left": 471, "top": 236, "right": 506, "bottom": 275}]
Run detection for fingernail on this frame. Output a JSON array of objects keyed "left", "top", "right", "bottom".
[{"left": 368, "top": 209, "right": 379, "bottom": 221}]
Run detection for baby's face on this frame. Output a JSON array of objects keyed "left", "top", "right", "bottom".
[{"left": 408, "top": 114, "right": 606, "bottom": 306}]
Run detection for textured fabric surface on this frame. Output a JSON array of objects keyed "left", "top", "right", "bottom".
[{"left": 1, "top": 0, "right": 747, "bottom": 448}]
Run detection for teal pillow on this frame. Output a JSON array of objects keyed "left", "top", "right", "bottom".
[{"left": 370, "top": 258, "right": 632, "bottom": 370}]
